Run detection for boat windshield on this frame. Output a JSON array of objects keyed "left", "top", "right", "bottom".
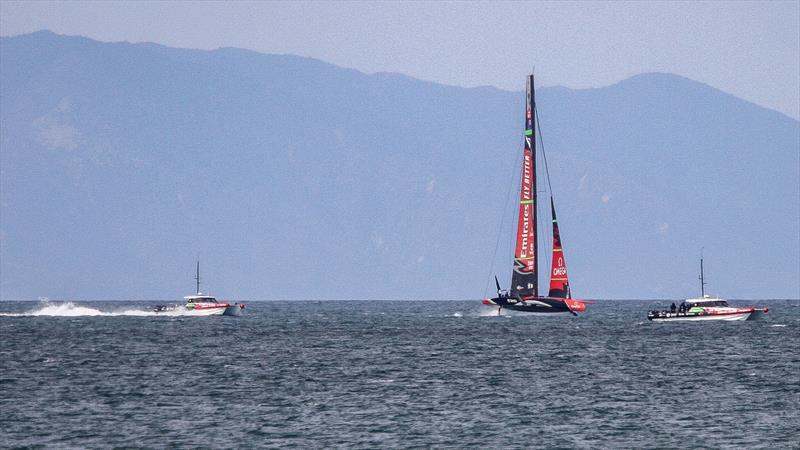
[
  {"left": 687, "top": 300, "right": 728, "bottom": 307},
  {"left": 185, "top": 296, "right": 217, "bottom": 303}
]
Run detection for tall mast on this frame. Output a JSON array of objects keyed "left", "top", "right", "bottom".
[{"left": 511, "top": 74, "right": 538, "bottom": 295}]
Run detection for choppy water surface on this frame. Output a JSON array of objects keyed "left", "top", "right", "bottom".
[{"left": 1, "top": 299, "right": 798, "bottom": 448}]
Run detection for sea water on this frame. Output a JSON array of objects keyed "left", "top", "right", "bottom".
[{"left": 1, "top": 299, "right": 798, "bottom": 448}]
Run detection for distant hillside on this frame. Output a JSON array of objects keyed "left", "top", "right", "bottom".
[{"left": 1, "top": 31, "right": 798, "bottom": 300}]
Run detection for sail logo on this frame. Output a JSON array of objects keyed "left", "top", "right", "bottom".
[
  {"left": 552, "top": 257, "right": 566, "bottom": 276},
  {"left": 520, "top": 207, "right": 530, "bottom": 255},
  {"left": 514, "top": 259, "right": 533, "bottom": 274},
  {"left": 514, "top": 94, "right": 536, "bottom": 277},
  {"left": 518, "top": 151, "right": 534, "bottom": 259},
  {"left": 521, "top": 152, "right": 532, "bottom": 200}
]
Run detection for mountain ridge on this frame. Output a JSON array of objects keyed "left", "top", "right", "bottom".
[
  {"left": 1, "top": 31, "right": 798, "bottom": 300},
  {"left": 7, "top": 30, "right": 795, "bottom": 121}
]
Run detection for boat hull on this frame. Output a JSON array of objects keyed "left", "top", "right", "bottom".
[
  {"left": 483, "top": 295, "right": 578, "bottom": 315},
  {"left": 154, "top": 303, "right": 244, "bottom": 316},
  {"left": 648, "top": 308, "right": 767, "bottom": 322},
  {"left": 184, "top": 306, "right": 227, "bottom": 316},
  {"left": 649, "top": 312, "right": 750, "bottom": 322},
  {"left": 223, "top": 304, "right": 244, "bottom": 316},
  {"left": 499, "top": 309, "right": 574, "bottom": 317}
]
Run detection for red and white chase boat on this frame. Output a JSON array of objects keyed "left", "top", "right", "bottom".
[
  {"left": 179, "top": 293, "right": 244, "bottom": 316},
  {"left": 154, "top": 261, "right": 244, "bottom": 316},
  {"left": 647, "top": 256, "right": 767, "bottom": 322},
  {"left": 648, "top": 296, "right": 768, "bottom": 322}
]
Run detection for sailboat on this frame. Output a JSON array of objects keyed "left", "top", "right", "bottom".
[
  {"left": 154, "top": 261, "right": 245, "bottom": 316},
  {"left": 482, "top": 74, "right": 589, "bottom": 316}
]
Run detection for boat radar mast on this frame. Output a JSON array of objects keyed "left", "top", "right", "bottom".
[
  {"left": 195, "top": 259, "right": 201, "bottom": 295},
  {"left": 699, "top": 249, "right": 707, "bottom": 298}
]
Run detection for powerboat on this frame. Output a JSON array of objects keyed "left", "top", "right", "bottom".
[
  {"left": 154, "top": 261, "right": 244, "bottom": 316},
  {"left": 648, "top": 295, "right": 767, "bottom": 321},
  {"left": 647, "top": 254, "right": 766, "bottom": 322},
  {"left": 180, "top": 293, "right": 244, "bottom": 316}
]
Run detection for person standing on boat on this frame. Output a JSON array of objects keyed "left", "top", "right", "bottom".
[{"left": 670, "top": 303, "right": 676, "bottom": 314}]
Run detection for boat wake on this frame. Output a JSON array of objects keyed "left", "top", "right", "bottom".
[
  {"left": 0, "top": 301, "right": 197, "bottom": 317},
  {"left": 478, "top": 307, "right": 504, "bottom": 317}
]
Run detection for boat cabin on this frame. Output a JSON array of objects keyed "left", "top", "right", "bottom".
[
  {"left": 184, "top": 294, "right": 218, "bottom": 304},
  {"left": 683, "top": 298, "right": 729, "bottom": 308}
]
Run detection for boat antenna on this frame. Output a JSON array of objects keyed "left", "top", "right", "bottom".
[
  {"left": 699, "top": 248, "right": 706, "bottom": 297},
  {"left": 195, "top": 259, "right": 201, "bottom": 295}
]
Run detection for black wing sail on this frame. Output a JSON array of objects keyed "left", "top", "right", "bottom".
[{"left": 511, "top": 74, "right": 538, "bottom": 294}]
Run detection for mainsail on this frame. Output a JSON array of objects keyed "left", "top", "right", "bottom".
[
  {"left": 547, "top": 198, "right": 571, "bottom": 298},
  {"left": 482, "top": 72, "right": 588, "bottom": 315},
  {"left": 511, "top": 74, "right": 538, "bottom": 294}
]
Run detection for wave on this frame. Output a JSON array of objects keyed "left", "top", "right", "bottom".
[
  {"left": 478, "top": 306, "right": 503, "bottom": 317},
  {"left": 0, "top": 301, "right": 195, "bottom": 317}
]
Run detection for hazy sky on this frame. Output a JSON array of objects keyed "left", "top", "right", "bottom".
[{"left": 1, "top": 0, "right": 798, "bottom": 119}]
